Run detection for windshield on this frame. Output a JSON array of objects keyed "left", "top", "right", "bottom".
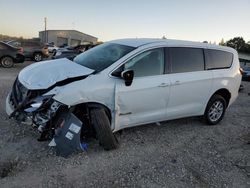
[{"left": 74, "top": 43, "right": 135, "bottom": 72}]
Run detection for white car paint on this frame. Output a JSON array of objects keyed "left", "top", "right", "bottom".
[
  {"left": 48, "top": 45, "right": 59, "bottom": 53},
  {"left": 18, "top": 58, "right": 94, "bottom": 90},
  {"left": 6, "top": 38, "right": 241, "bottom": 132},
  {"left": 115, "top": 74, "right": 170, "bottom": 129},
  {"left": 167, "top": 70, "right": 213, "bottom": 120}
]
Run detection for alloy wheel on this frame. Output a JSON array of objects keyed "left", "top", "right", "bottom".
[
  {"left": 1, "top": 57, "right": 13, "bottom": 68},
  {"left": 34, "top": 54, "right": 42, "bottom": 62},
  {"left": 208, "top": 101, "right": 224, "bottom": 122}
]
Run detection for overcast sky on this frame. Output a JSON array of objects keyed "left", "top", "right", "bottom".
[{"left": 0, "top": 0, "right": 250, "bottom": 42}]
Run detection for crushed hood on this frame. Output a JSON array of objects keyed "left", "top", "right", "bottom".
[{"left": 18, "top": 58, "right": 94, "bottom": 90}]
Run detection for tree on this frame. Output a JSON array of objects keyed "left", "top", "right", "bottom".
[
  {"left": 224, "top": 37, "right": 250, "bottom": 53},
  {"left": 225, "top": 37, "right": 246, "bottom": 51},
  {"left": 219, "top": 38, "right": 225, "bottom": 46}
]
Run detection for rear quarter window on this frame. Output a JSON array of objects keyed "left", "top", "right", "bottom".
[{"left": 205, "top": 49, "right": 233, "bottom": 70}]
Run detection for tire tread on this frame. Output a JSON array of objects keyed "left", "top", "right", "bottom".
[{"left": 90, "top": 108, "right": 118, "bottom": 150}]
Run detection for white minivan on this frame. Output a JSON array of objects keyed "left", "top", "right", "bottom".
[{"left": 6, "top": 39, "right": 241, "bottom": 153}]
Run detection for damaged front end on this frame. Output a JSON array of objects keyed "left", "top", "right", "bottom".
[{"left": 7, "top": 78, "right": 88, "bottom": 157}]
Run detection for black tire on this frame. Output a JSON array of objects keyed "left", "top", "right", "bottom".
[
  {"left": 33, "top": 52, "right": 43, "bottom": 62},
  {"left": 90, "top": 108, "right": 118, "bottom": 150},
  {"left": 204, "top": 94, "right": 226, "bottom": 125},
  {"left": 52, "top": 49, "right": 57, "bottom": 55},
  {"left": 0, "top": 56, "right": 14, "bottom": 68}
]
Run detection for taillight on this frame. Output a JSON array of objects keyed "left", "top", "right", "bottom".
[
  {"left": 18, "top": 47, "right": 23, "bottom": 54},
  {"left": 239, "top": 68, "right": 244, "bottom": 75}
]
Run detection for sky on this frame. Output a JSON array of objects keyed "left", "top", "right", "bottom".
[{"left": 0, "top": 0, "right": 250, "bottom": 43}]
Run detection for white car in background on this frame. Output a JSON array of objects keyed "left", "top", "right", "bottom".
[
  {"left": 46, "top": 43, "right": 59, "bottom": 54},
  {"left": 6, "top": 38, "right": 241, "bottom": 156}
]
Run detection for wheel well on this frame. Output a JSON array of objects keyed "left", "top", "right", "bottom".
[
  {"left": 87, "top": 102, "right": 112, "bottom": 122},
  {"left": 212, "top": 89, "right": 231, "bottom": 107},
  {"left": 33, "top": 51, "right": 42, "bottom": 55},
  {"left": 72, "top": 102, "right": 112, "bottom": 139},
  {"left": 0, "top": 55, "right": 14, "bottom": 61},
  {"left": 73, "top": 102, "right": 112, "bottom": 123}
]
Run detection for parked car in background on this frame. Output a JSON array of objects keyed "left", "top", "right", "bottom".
[
  {"left": 46, "top": 43, "right": 59, "bottom": 54},
  {"left": 8, "top": 40, "right": 49, "bottom": 62},
  {"left": 240, "top": 66, "right": 250, "bottom": 81},
  {"left": 21, "top": 41, "right": 49, "bottom": 62},
  {"left": 0, "top": 41, "right": 25, "bottom": 68},
  {"left": 6, "top": 40, "right": 22, "bottom": 48},
  {"left": 52, "top": 44, "right": 97, "bottom": 60},
  {"left": 240, "top": 60, "right": 250, "bottom": 81},
  {"left": 52, "top": 50, "right": 78, "bottom": 61},
  {"left": 6, "top": 39, "right": 241, "bottom": 155}
]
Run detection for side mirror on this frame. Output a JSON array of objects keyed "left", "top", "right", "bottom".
[{"left": 121, "top": 70, "right": 134, "bottom": 86}]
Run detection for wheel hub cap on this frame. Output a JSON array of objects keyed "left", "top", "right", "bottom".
[
  {"left": 208, "top": 101, "right": 224, "bottom": 122},
  {"left": 35, "top": 55, "right": 42, "bottom": 61},
  {"left": 2, "top": 57, "right": 12, "bottom": 66}
]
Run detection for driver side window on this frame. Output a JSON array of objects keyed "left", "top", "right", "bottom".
[{"left": 124, "top": 48, "right": 164, "bottom": 77}]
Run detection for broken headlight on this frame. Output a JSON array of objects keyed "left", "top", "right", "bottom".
[
  {"left": 27, "top": 96, "right": 63, "bottom": 132},
  {"left": 24, "top": 95, "right": 55, "bottom": 113}
]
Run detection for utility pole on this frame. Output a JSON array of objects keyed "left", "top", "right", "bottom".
[{"left": 44, "top": 17, "right": 47, "bottom": 43}]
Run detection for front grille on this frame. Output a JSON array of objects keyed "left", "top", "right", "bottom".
[{"left": 10, "top": 78, "right": 28, "bottom": 108}]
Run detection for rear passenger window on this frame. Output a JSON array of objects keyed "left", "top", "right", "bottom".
[
  {"left": 205, "top": 49, "right": 233, "bottom": 69},
  {"left": 170, "top": 48, "right": 204, "bottom": 73}
]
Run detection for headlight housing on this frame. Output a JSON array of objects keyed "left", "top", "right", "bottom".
[{"left": 24, "top": 95, "right": 54, "bottom": 113}]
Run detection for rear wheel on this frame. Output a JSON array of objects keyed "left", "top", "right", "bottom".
[
  {"left": 33, "top": 52, "right": 43, "bottom": 62},
  {"left": 204, "top": 94, "right": 226, "bottom": 125},
  {"left": 1, "top": 56, "right": 14, "bottom": 68},
  {"left": 90, "top": 108, "right": 118, "bottom": 150}
]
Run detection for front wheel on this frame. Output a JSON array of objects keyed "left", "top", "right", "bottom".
[
  {"left": 33, "top": 53, "right": 43, "bottom": 62},
  {"left": 90, "top": 108, "right": 118, "bottom": 150},
  {"left": 204, "top": 94, "right": 226, "bottom": 125},
  {"left": 1, "top": 56, "right": 14, "bottom": 68}
]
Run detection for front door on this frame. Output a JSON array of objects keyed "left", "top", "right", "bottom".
[{"left": 114, "top": 48, "right": 170, "bottom": 130}]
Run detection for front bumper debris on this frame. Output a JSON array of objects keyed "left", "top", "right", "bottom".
[
  {"left": 6, "top": 78, "right": 88, "bottom": 157},
  {"left": 52, "top": 112, "right": 88, "bottom": 157}
]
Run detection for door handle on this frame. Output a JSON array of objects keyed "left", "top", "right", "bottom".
[
  {"left": 172, "top": 80, "right": 181, "bottom": 85},
  {"left": 158, "top": 83, "right": 169, "bottom": 87}
]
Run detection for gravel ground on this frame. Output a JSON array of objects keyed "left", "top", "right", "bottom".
[{"left": 0, "top": 61, "right": 250, "bottom": 188}]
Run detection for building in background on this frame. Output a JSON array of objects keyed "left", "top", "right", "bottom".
[{"left": 39, "top": 30, "right": 98, "bottom": 46}]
